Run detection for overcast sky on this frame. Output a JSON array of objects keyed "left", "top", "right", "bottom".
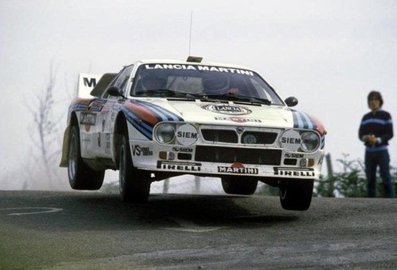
[{"left": 1, "top": 0, "right": 396, "bottom": 188}]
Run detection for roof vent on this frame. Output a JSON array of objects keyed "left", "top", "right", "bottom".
[{"left": 186, "top": 56, "right": 203, "bottom": 63}]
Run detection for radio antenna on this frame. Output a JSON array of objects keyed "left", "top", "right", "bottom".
[{"left": 188, "top": 10, "right": 193, "bottom": 55}]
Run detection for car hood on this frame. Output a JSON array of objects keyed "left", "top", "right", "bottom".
[{"left": 145, "top": 98, "right": 294, "bottom": 129}]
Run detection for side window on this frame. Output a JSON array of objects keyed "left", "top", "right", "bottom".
[
  {"left": 114, "top": 65, "right": 133, "bottom": 91},
  {"left": 102, "top": 66, "right": 133, "bottom": 98},
  {"left": 249, "top": 78, "right": 283, "bottom": 105}
]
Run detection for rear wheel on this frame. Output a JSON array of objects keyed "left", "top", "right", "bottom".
[
  {"left": 119, "top": 135, "right": 151, "bottom": 203},
  {"left": 279, "top": 180, "right": 313, "bottom": 211},
  {"left": 68, "top": 125, "right": 104, "bottom": 190},
  {"left": 221, "top": 177, "right": 258, "bottom": 195}
]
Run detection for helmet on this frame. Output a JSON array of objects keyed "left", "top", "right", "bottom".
[
  {"left": 140, "top": 74, "right": 167, "bottom": 90},
  {"left": 202, "top": 73, "right": 230, "bottom": 94}
]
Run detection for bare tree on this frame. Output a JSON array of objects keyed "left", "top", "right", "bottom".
[
  {"left": 28, "top": 61, "right": 64, "bottom": 189},
  {"left": 36, "top": 67, "right": 56, "bottom": 166}
]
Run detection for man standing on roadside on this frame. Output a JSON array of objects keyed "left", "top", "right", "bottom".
[{"left": 359, "top": 91, "right": 394, "bottom": 198}]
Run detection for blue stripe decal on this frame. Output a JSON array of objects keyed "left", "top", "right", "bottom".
[
  {"left": 122, "top": 100, "right": 184, "bottom": 139},
  {"left": 300, "top": 112, "right": 309, "bottom": 129},
  {"left": 292, "top": 111, "right": 304, "bottom": 129},
  {"left": 301, "top": 111, "right": 315, "bottom": 130},
  {"left": 293, "top": 111, "right": 304, "bottom": 129},
  {"left": 121, "top": 107, "right": 153, "bottom": 139},
  {"left": 136, "top": 100, "right": 184, "bottom": 122},
  {"left": 292, "top": 111, "right": 317, "bottom": 130},
  {"left": 71, "top": 99, "right": 184, "bottom": 139}
]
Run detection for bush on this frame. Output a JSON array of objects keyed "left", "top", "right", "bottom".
[{"left": 315, "top": 154, "right": 396, "bottom": 198}]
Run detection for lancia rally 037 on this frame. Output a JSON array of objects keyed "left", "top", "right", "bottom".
[{"left": 60, "top": 57, "right": 326, "bottom": 210}]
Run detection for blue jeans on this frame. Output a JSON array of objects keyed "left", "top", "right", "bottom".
[{"left": 365, "top": 149, "right": 394, "bottom": 198}]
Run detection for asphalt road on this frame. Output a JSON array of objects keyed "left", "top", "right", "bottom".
[{"left": 0, "top": 190, "right": 396, "bottom": 270}]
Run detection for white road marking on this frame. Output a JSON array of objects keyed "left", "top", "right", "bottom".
[{"left": 0, "top": 207, "right": 63, "bottom": 216}]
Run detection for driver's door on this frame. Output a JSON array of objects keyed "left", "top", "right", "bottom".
[{"left": 95, "top": 65, "right": 134, "bottom": 158}]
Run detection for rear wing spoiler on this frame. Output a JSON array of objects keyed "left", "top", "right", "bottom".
[{"left": 77, "top": 73, "right": 117, "bottom": 98}]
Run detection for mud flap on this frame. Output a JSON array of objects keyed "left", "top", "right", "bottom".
[{"left": 59, "top": 126, "right": 70, "bottom": 167}]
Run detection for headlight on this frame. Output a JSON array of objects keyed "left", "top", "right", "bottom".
[
  {"left": 154, "top": 123, "right": 175, "bottom": 144},
  {"left": 300, "top": 132, "right": 320, "bottom": 152}
]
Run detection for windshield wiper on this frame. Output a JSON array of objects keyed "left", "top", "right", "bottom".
[
  {"left": 200, "top": 94, "right": 271, "bottom": 105},
  {"left": 134, "top": 89, "right": 176, "bottom": 97},
  {"left": 133, "top": 90, "right": 271, "bottom": 105}
]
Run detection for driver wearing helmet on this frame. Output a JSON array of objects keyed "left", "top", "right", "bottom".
[
  {"left": 140, "top": 74, "right": 167, "bottom": 91},
  {"left": 202, "top": 73, "right": 239, "bottom": 95}
]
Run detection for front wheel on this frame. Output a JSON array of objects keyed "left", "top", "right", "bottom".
[
  {"left": 119, "top": 135, "right": 151, "bottom": 203},
  {"left": 68, "top": 125, "right": 104, "bottom": 190},
  {"left": 279, "top": 180, "right": 313, "bottom": 211},
  {"left": 221, "top": 177, "right": 258, "bottom": 195}
]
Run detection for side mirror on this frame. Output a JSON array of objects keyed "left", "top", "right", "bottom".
[
  {"left": 107, "top": 86, "right": 125, "bottom": 98},
  {"left": 285, "top": 96, "right": 298, "bottom": 107}
]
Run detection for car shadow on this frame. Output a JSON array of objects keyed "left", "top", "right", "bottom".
[
  {"left": 0, "top": 191, "right": 300, "bottom": 232},
  {"left": 70, "top": 192, "right": 300, "bottom": 231}
]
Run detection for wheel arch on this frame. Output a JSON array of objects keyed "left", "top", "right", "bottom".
[
  {"left": 60, "top": 112, "right": 79, "bottom": 167},
  {"left": 113, "top": 112, "right": 129, "bottom": 167}
]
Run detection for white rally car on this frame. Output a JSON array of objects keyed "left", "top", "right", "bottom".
[{"left": 60, "top": 57, "right": 326, "bottom": 210}]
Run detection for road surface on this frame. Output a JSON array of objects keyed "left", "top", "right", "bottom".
[{"left": 0, "top": 190, "right": 396, "bottom": 269}]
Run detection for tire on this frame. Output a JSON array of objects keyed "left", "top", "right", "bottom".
[
  {"left": 221, "top": 177, "right": 258, "bottom": 195},
  {"left": 68, "top": 125, "right": 105, "bottom": 190},
  {"left": 119, "top": 135, "right": 151, "bottom": 203},
  {"left": 279, "top": 180, "right": 313, "bottom": 211}
]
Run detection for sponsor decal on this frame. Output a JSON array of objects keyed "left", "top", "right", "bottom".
[
  {"left": 96, "top": 133, "right": 110, "bottom": 148},
  {"left": 83, "top": 77, "right": 97, "bottom": 88},
  {"left": 281, "top": 137, "right": 301, "bottom": 144},
  {"left": 132, "top": 145, "right": 153, "bottom": 156},
  {"left": 202, "top": 104, "right": 252, "bottom": 115},
  {"left": 80, "top": 112, "right": 96, "bottom": 132},
  {"left": 88, "top": 100, "right": 106, "bottom": 112},
  {"left": 273, "top": 167, "right": 315, "bottom": 177},
  {"left": 144, "top": 64, "right": 254, "bottom": 76},
  {"left": 172, "top": 147, "right": 193, "bottom": 153},
  {"left": 157, "top": 161, "right": 201, "bottom": 172},
  {"left": 214, "top": 116, "right": 261, "bottom": 123},
  {"left": 80, "top": 112, "right": 96, "bottom": 125},
  {"left": 175, "top": 124, "right": 198, "bottom": 145},
  {"left": 105, "top": 134, "right": 111, "bottom": 154},
  {"left": 284, "top": 153, "right": 304, "bottom": 158},
  {"left": 218, "top": 162, "right": 259, "bottom": 175},
  {"left": 102, "top": 119, "right": 106, "bottom": 132},
  {"left": 279, "top": 129, "right": 301, "bottom": 152}
]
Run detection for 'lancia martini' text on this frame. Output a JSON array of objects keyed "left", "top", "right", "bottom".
[{"left": 145, "top": 64, "right": 254, "bottom": 76}]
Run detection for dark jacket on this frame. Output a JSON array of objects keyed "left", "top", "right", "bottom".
[{"left": 359, "top": 110, "right": 393, "bottom": 150}]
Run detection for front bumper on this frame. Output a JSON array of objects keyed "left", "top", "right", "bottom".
[{"left": 131, "top": 141, "right": 324, "bottom": 179}]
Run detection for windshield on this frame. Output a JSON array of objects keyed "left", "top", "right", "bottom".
[{"left": 130, "top": 63, "right": 284, "bottom": 105}]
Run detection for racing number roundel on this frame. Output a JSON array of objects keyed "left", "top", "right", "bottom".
[{"left": 176, "top": 124, "right": 198, "bottom": 146}]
